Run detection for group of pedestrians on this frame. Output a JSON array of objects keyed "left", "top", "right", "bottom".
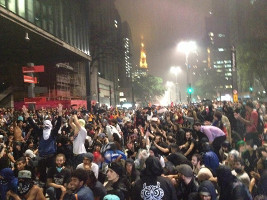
[{"left": 0, "top": 100, "right": 266, "bottom": 200}]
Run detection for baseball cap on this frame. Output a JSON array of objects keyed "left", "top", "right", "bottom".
[{"left": 176, "top": 164, "right": 193, "bottom": 177}]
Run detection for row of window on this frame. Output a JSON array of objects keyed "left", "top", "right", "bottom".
[{"left": 1, "top": 0, "right": 90, "bottom": 55}]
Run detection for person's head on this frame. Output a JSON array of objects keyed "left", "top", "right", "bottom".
[
  {"left": 107, "top": 162, "right": 123, "bottom": 183},
  {"left": 125, "top": 158, "right": 134, "bottom": 174},
  {"left": 193, "top": 122, "right": 201, "bottom": 131},
  {"left": 170, "top": 143, "right": 179, "bottom": 153},
  {"left": 16, "top": 157, "right": 27, "bottom": 171},
  {"left": 78, "top": 119, "right": 86, "bottom": 127},
  {"left": 86, "top": 170, "right": 97, "bottom": 188},
  {"left": 17, "top": 170, "right": 33, "bottom": 195},
  {"left": 83, "top": 152, "right": 94, "bottom": 165},
  {"left": 234, "top": 157, "right": 245, "bottom": 174},
  {"left": 191, "top": 154, "right": 202, "bottom": 168},
  {"left": 143, "top": 156, "right": 163, "bottom": 176},
  {"left": 245, "top": 101, "right": 254, "bottom": 112},
  {"left": 228, "top": 150, "right": 239, "bottom": 162},
  {"left": 149, "top": 146, "right": 159, "bottom": 157},
  {"left": 69, "top": 169, "right": 88, "bottom": 191},
  {"left": 221, "top": 140, "right": 231, "bottom": 152},
  {"left": 198, "top": 180, "right": 217, "bottom": 200},
  {"left": 154, "top": 135, "right": 162, "bottom": 144},
  {"left": 216, "top": 165, "right": 234, "bottom": 186},
  {"left": 176, "top": 164, "right": 194, "bottom": 183},
  {"left": 213, "top": 111, "right": 222, "bottom": 121},
  {"left": 55, "top": 153, "right": 66, "bottom": 168},
  {"left": 185, "top": 131, "right": 192, "bottom": 140}
]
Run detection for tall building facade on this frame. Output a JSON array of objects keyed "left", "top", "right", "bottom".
[
  {"left": 205, "top": 1, "right": 234, "bottom": 98},
  {"left": 119, "top": 21, "right": 134, "bottom": 104},
  {"left": 88, "top": 0, "right": 124, "bottom": 106},
  {"left": 0, "top": 0, "right": 91, "bottom": 108}
]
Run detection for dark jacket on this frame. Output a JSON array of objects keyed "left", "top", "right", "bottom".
[
  {"left": 176, "top": 177, "right": 199, "bottom": 200},
  {"left": 28, "top": 116, "right": 61, "bottom": 156},
  {"left": 217, "top": 165, "right": 252, "bottom": 200},
  {"left": 132, "top": 156, "right": 177, "bottom": 200}
]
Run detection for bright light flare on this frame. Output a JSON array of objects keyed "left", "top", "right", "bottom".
[
  {"left": 170, "top": 66, "right": 181, "bottom": 76},
  {"left": 177, "top": 41, "right": 197, "bottom": 56}
]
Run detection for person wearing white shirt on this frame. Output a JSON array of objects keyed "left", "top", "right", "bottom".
[
  {"left": 76, "top": 152, "right": 99, "bottom": 179},
  {"left": 69, "top": 114, "right": 87, "bottom": 168}
]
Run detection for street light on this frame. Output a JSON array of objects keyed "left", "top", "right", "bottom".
[
  {"left": 177, "top": 41, "right": 197, "bottom": 104},
  {"left": 166, "top": 81, "right": 174, "bottom": 104},
  {"left": 170, "top": 66, "right": 181, "bottom": 103}
]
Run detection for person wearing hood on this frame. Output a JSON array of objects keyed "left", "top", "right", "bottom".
[
  {"left": 189, "top": 180, "right": 217, "bottom": 200},
  {"left": 22, "top": 104, "right": 62, "bottom": 183},
  {"left": 105, "top": 162, "right": 127, "bottom": 200},
  {"left": 0, "top": 168, "right": 18, "bottom": 200},
  {"left": 216, "top": 165, "right": 252, "bottom": 200},
  {"left": 132, "top": 156, "right": 177, "bottom": 200}
]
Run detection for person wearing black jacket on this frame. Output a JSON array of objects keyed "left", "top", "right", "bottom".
[
  {"left": 216, "top": 165, "right": 252, "bottom": 200},
  {"left": 22, "top": 104, "right": 62, "bottom": 183},
  {"left": 132, "top": 156, "right": 177, "bottom": 200}
]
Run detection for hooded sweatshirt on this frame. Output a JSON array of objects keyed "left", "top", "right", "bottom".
[
  {"left": 132, "top": 156, "right": 177, "bottom": 200},
  {"left": 0, "top": 168, "right": 18, "bottom": 200},
  {"left": 28, "top": 116, "right": 62, "bottom": 156},
  {"left": 198, "top": 180, "right": 217, "bottom": 200}
]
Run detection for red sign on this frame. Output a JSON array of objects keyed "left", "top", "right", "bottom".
[
  {"left": 22, "top": 65, "right": 44, "bottom": 73},
  {"left": 24, "top": 75, "right": 37, "bottom": 83},
  {"left": 24, "top": 97, "right": 46, "bottom": 104}
]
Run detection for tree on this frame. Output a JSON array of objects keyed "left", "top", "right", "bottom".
[
  {"left": 133, "top": 73, "right": 165, "bottom": 104},
  {"left": 237, "top": 39, "right": 267, "bottom": 93}
]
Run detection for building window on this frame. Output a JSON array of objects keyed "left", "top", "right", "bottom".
[
  {"left": 216, "top": 69, "right": 222, "bottom": 72},
  {"left": 119, "top": 92, "right": 124, "bottom": 97},
  {"left": 8, "top": 0, "right": 16, "bottom": 13},
  {"left": 18, "top": 0, "right": 25, "bottom": 17},
  {"left": 225, "top": 72, "right": 232, "bottom": 76},
  {"left": 225, "top": 85, "right": 232, "bottom": 88},
  {"left": 218, "top": 33, "right": 225, "bottom": 37},
  {"left": 218, "top": 48, "right": 226, "bottom": 52}
]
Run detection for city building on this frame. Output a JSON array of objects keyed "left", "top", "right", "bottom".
[
  {"left": 88, "top": 0, "right": 125, "bottom": 107},
  {"left": 119, "top": 21, "right": 134, "bottom": 105},
  {"left": 0, "top": 0, "right": 91, "bottom": 109}
]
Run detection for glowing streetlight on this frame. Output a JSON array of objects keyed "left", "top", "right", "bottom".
[
  {"left": 177, "top": 41, "right": 197, "bottom": 103},
  {"left": 170, "top": 66, "right": 181, "bottom": 103}
]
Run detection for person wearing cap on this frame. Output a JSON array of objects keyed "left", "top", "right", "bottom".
[
  {"left": 7, "top": 170, "right": 46, "bottom": 200},
  {"left": 22, "top": 104, "right": 63, "bottom": 183},
  {"left": 132, "top": 156, "right": 177, "bottom": 200},
  {"left": 105, "top": 162, "right": 127, "bottom": 200},
  {"left": 76, "top": 152, "right": 99, "bottom": 179},
  {"left": 46, "top": 153, "right": 71, "bottom": 200},
  {"left": 69, "top": 112, "right": 87, "bottom": 168},
  {"left": 175, "top": 164, "right": 199, "bottom": 200},
  {"left": 64, "top": 168, "right": 94, "bottom": 200}
]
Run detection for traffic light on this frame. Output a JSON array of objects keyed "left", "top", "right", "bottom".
[
  {"left": 188, "top": 88, "right": 193, "bottom": 94},
  {"left": 187, "top": 83, "right": 193, "bottom": 94},
  {"left": 249, "top": 87, "right": 253, "bottom": 92}
]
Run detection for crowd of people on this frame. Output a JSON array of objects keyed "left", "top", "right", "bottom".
[{"left": 0, "top": 100, "right": 266, "bottom": 200}]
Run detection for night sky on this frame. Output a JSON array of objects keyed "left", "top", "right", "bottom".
[{"left": 115, "top": 0, "right": 211, "bottom": 84}]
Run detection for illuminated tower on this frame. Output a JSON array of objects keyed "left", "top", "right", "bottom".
[{"left": 139, "top": 38, "right": 148, "bottom": 71}]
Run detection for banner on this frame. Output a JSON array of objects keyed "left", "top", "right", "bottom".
[
  {"left": 22, "top": 65, "right": 44, "bottom": 73},
  {"left": 24, "top": 97, "right": 46, "bottom": 104},
  {"left": 24, "top": 75, "right": 37, "bottom": 84}
]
